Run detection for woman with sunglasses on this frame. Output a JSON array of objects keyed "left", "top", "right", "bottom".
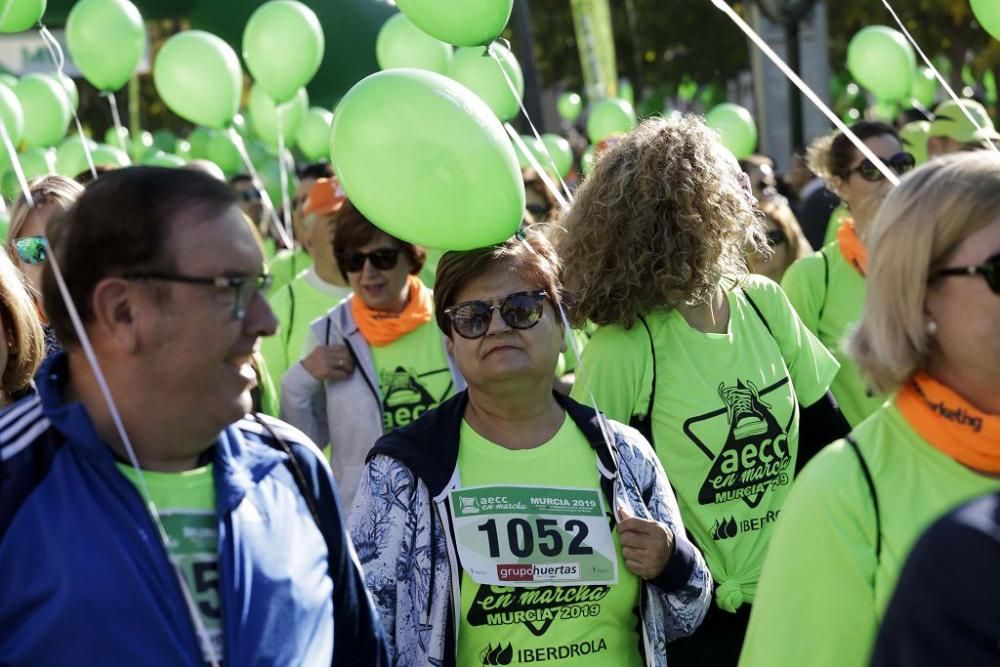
[
  {"left": 780, "top": 121, "right": 915, "bottom": 429},
  {"left": 0, "top": 250, "right": 44, "bottom": 404},
  {"left": 552, "top": 115, "right": 840, "bottom": 666},
  {"left": 747, "top": 194, "right": 811, "bottom": 284},
  {"left": 6, "top": 175, "right": 83, "bottom": 358},
  {"left": 741, "top": 152, "right": 1000, "bottom": 667},
  {"left": 280, "top": 200, "right": 464, "bottom": 506},
  {"left": 348, "top": 227, "right": 712, "bottom": 667}
]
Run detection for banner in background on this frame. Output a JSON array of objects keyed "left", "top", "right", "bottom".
[{"left": 570, "top": 0, "right": 617, "bottom": 102}]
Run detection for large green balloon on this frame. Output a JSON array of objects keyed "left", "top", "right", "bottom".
[
  {"left": 0, "top": 82, "right": 24, "bottom": 153},
  {"left": 330, "top": 68, "right": 524, "bottom": 250},
  {"left": 17, "top": 147, "right": 56, "bottom": 179},
  {"left": 376, "top": 13, "right": 451, "bottom": 74},
  {"left": 910, "top": 67, "right": 936, "bottom": 107},
  {"left": 90, "top": 143, "right": 131, "bottom": 168},
  {"left": 243, "top": 0, "right": 324, "bottom": 104},
  {"left": 55, "top": 135, "right": 98, "bottom": 176},
  {"left": 248, "top": 84, "right": 308, "bottom": 148},
  {"left": 206, "top": 130, "right": 242, "bottom": 176},
  {"left": 540, "top": 133, "right": 572, "bottom": 178},
  {"left": 0, "top": 0, "right": 46, "bottom": 33},
  {"left": 847, "top": 26, "right": 914, "bottom": 102},
  {"left": 448, "top": 44, "right": 523, "bottom": 122},
  {"left": 557, "top": 92, "right": 582, "bottom": 123},
  {"left": 66, "top": 0, "right": 146, "bottom": 92},
  {"left": 586, "top": 98, "right": 636, "bottom": 143},
  {"left": 395, "top": 0, "right": 512, "bottom": 47},
  {"left": 14, "top": 74, "right": 71, "bottom": 148},
  {"left": 972, "top": 0, "right": 1000, "bottom": 42},
  {"left": 705, "top": 103, "right": 757, "bottom": 159},
  {"left": 296, "top": 106, "right": 334, "bottom": 161},
  {"left": 154, "top": 30, "right": 242, "bottom": 129}
]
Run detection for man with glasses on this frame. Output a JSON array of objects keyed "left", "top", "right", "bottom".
[
  {"left": 0, "top": 167, "right": 387, "bottom": 665},
  {"left": 927, "top": 99, "right": 1000, "bottom": 158}
]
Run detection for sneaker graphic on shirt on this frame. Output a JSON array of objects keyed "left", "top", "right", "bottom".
[
  {"left": 380, "top": 366, "right": 438, "bottom": 431},
  {"left": 718, "top": 381, "right": 769, "bottom": 439}
]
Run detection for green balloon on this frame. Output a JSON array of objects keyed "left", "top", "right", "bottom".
[
  {"left": 513, "top": 134, "right": 543, "bottom": 169},
  {"left": 847, "top": 26, "right": 914, "bottom": 102},
  {"left": 259, "top": 157, "right": 294, "bottom": 208},
  {"left": 0, "top": 73, "right": 16, "bottom": 89},
  {"left": 870, "top": 100, "right": 899, "bottom": 123},
  {"left": 376, "top": 13, "right": 451, "bottom": 74},
  {"left": 448, "top": 44, "right": 523, "bottom": 122},
  {"left": 540, "top": 133, "right": 572, "bottom": 178},
  {"left": 90, "top": 143, "right": 131, "bottom": 168},
  {"left": 586, "top": 98, "right": 636, "bottom": 143},
  {"left": 45, "top": 73, "right": 79, "bottom": 111},
  {"left": 0, "top": 0, "right": 46, "bottom": 33},
  {"left": 154, "top": 30, "right": 242, "bottom": 129},
  {"left": 0, "top": 81, "right": 24, "bottom": 151},
  {"left": 899, "top": 120, "right": 930, "bottom": 166},
  {"left": 66, "top": 0, "right": 146, "bottom": 92},
  {"left": 972, "top": 0, "right": 1000, "bottom": 41},
  {"left": 910, "top": 67, "right": 937, "bottom": 107},
  {"left": 187, "top": 127, "right": 213, "bottom": 159},
  {"left": 297, "top": 106, "right": 334, "bottom": 161},
  {"left": 395, "top": 0, "right": 512, "bottom": 47},
  {"left": 0, "top": 210, "right": 9, "bottom": 241},
  {"left": 231, "top": 113, "right": 250, "bottom": 138},
  {"left": 143, "top": 151, "right": 186, "bottom": 167},
  {"left": 17, "top": 147, "right": 55, "bottom": 179},
  {"left": 175, "top": 139, "right": 192, "bottom": 160},
  {"left": 330, "top": 69, "right": 524, "bottom": 250},
  {"left": 151, "top": 129, "right": 177, "bottom": 153},
  {"left": 581, "top": 145, "right": 596, "bottom": 177},
  {"left": 618, "top": 79, "right": 634, "bottom": 106},
  {"left": 105, "top": 125, "right": 129, "bottom": 149},
  {"left": 243, "top": 0, "right": 324, "bottom": 104},
  {"left": 557, "top": 92, "right": 582, "bottom": 123},
  {"left": 0, "top": 171, "right": 19, "bottom": 200},
  {"left": 705, "top": 103, "right": 757, "bottom": 159},
  {"left": 55, "top": 135, "right": 98, "bottom": 176},
  {"left": 248, "top": 84, "right": 308, "bottom": 148},
  {"left": 14, "top": 74, "right": 71, "bottom": 148},
  {"left": 206, "top": 130, "right": 242, "bottom": 176}
]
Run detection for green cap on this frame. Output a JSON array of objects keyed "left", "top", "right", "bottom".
[
  {"left": 929, "top": 99, "right": 1000, "bottom": 144},
  {"left": 899, "top": 120, "right": 930, "bottom": 165}
]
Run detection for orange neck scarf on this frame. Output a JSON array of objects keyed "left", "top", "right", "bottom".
[
  {"left": 896, "top": 372, "right": 1000, "bottom": 474},
  {"left": 837, "top": 219, "right": 868, "bottom": 277},
  {"left": 352, "top": 275, "right": 433, "bottom": 348}
]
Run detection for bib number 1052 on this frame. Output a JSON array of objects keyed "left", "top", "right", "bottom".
[{"left": 477, "top": 518, "right": 593, "bottom": 558}]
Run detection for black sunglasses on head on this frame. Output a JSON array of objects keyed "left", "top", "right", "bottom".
[
  {"left": 934, "top": 252, "right": 1000, "bottom": 294},
  {"left": 846, "top": 152, "right": 916, "bottom": 182},
  {"left": 337, "top": 248, "right": 400, "bottom": 273},
  {"left": 444, "top": 289, "right": 549, "bottom": 339}
]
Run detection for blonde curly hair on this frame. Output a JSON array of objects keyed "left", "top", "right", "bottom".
[{"left": 551, "top": 114, "right": 766, "bottom": 329}]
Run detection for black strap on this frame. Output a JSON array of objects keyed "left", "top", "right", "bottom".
[
  {"left": 628, "top": 315, "right": 657, "bottom": 446},
  {"left": 845, "top": 434, "right": 881, "bottom": 562},
  {"left": 252, "top": 413, "right": 322, "bottom": 528},
  {"left": 741, "top": 289, "right": 772, "bottom": 336},
  {"left": 818, "top": 249, "right": 830, "bottom": 323}
]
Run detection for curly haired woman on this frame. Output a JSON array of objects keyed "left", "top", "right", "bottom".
[{"left": 553, "top": 115, "right": 840, "bottom": 665}]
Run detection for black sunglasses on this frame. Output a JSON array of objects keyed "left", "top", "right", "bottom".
[
  {"left": 934, "top": 253, "right": 1000, "bottom": 294},
  {"left": 337, "top": 248, "right": 400, "bottom": 273},
  {"left": 766, "top": 229, "right": 787, "bottom": 247},
  {"left": 846, "top": 152, "right": 916, "bottom": 182},
  {"left": 444, "top": 290, "right": 549, "bottom": 339}
]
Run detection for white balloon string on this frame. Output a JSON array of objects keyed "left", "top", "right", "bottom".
[
  {"left": 104, "top": 92, "right": 130, "bottom": 156},
  {"left": 880, "top": 0, "right": 999, "bottom": 152},
  {"left": 227, "top": 127, "right": 294, "bottom": 250},
  {"left": 0, "top": 119, "right": 33, "bottom": 205},
  {"left": 708, "top": 0, "right": 900, "bottom": 185},
  {"left": 0, "top": 194, "right": 7, "bottom": 216},
  {"left": 38, "top": 25, "right": 65, "bottom": 72},
  {"left": 505, "top": 125, "right": 571, "bottom": 211},
  {"left": 275, "top": 110, "right": 295, "bottom": 245},
  {"left": 490, "top": 39, "right": 576, "bottom": 205}
]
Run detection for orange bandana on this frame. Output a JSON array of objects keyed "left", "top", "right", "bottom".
[
  {"left": 837, "top": 219, "right": 868, "bottom": 276},
  {"left": 352, "top": 275, "right": 433, "bottom": 348},
  {"left": 896, "top": 372, "right": 1000, "bottom": 474}
]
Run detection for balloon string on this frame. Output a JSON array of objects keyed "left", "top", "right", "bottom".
[
  {"left": 227, "top": 127, "right": 294, "bottom": 251},
  {"left": 504, "top": 126, "right": 570, "bottom": 210},
  {"left": 103, "top": 92, "right": 130, "bottom": 156},
  {"left": 275, "top": 111, "right": 295, "bottom": 245},
  {"left": 38, "top": 24, "right": 65, "bottom": 72},
  {"left": 708, "top": 0, "right": 900, "bottom": 185},
  {"left": 489, "top": 39, "right": 575, "bottom": 205},
  {"left": 880, "top": 0, "right": 999, "bottom": 153}
]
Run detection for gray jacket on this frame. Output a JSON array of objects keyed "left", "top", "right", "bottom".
[{"left": 280, "top": 298, "right": 466, "bottom": 506}]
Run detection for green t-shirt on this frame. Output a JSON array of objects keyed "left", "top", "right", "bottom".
[
  {"left": 456, "top": 416, "right": 642, "bottom": 667},
  {"left": 267, "top": 246, "right": 312, "bottom": 295},
  {"left": 370, "top": 318, "right": 455, "bottom": 432},
  {"left": 782, "top": 240, "right": 885, "bottom": 427},
  {"left": 739, "top": 403, "right": 1000, "bottom": 667},
  {"left": 570, "top": 276, "right": 838, "bottom": 608},
  {"left": 822, "top": 204, "right": 849, "bottom": 248},
  {"left": 118, "top": 463, "right": 222, "bottom": 663}
]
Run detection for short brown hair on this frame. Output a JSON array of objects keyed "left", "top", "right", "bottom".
[
  {"left": 434, "top": 226, "right": 566, "bottom": 336},
  {"left": 0, "top": 251, "right": 44, "bottom": 396},
  {"left": 332, "top": 200, "right": 426, "bottom": 280}
]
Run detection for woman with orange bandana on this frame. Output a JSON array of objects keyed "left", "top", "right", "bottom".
[
  {"left": 280, "top": 200, "right": 465, "bottom": 505},
  {"left": 740, "top": 152, "right": 1000, "bottom": 667},
  {"left": 780, "top": 122, "right": 915, "bottom": 427}
]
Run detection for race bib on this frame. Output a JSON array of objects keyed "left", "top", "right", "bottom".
[{"left": 450, "top": 485, "right": 618, "bottom": 587}]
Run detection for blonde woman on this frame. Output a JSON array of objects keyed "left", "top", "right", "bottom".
[
  {"left": 0, "top": 250, "right": 44, "bottom": 404},
  {"left": 741, "top": 152, "right": 1000, "bottom": 667},
  {"left": 553, "top": 115, "right": 839, "bottom": 665}
]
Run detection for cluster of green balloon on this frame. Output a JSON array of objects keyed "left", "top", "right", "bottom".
[
  {"left": 297, "top": 107, "right": 334, "bottom": 161},
  {"left": 14, "top": 74, "right": 71, "bottom": 148},
  {"left": 557, "top": 92, "right": 582, "bottom": 123},
  {"left": 55, "top": 135, "right": 96, "bottom": 176},
  {"left": 376, "top": 13, "right": 452, "bottom": 74},
  {"left": 395, "top": 0, "right": 513, "bottom": 47},
  {"left": 248, "top": 84, "right": 309, "bottom": 149},
  {"left": 512, "top": 133, "right": 571, "bottom": 178},
  {"left": 586, "top": 98, "right": 636, "bottom": 144},
  {"left": 448, "top": 43, "right": 524, "bottom": 122},
  {"left": 847, "top": 26, "right": 914, "bottom": 103},
  {"left": 0, "top": 0, "right": 46, "bottom": 33},
  {"left": 105, "top": 126, "right": 154, "bottom": 161},
  {"left": 330, "top": 69, "right": 523, "bottom": 250},
  {"left": 154, "top": 31, "right": 242, "bottom": 129},
  {"left": 705, "top": 103, "right": 757, "bottom": 159},
  {"left": 66, "top": 0, "right": 146, "bottom": 94},
  {"left": 243, "top": 1, "right": 324, "bottom": 105},
  {"left": 971, "top": 0, "right": 1000, "bottom": 42}
]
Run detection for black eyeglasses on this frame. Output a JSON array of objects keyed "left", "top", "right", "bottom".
[
  {"left": 846, "top": 152, "right": 916, "bottom": 182},
  {"left": 766, "top": 229, "right": 787, "bottom": 247},
  {"left": 124, "top": 272, "right": 273, "bottom": 319},
  {"left": 933, "top": 253, "right": 1000, "bottom": 294},
  {"left": 444, "top": 290, "right": 549, "bottom": 339},
  {"left": 337, "top": 248, "right": 400, "bottom": 273},
  {"left": 13, "top": 236, "right": 47, "bottom": 264}
]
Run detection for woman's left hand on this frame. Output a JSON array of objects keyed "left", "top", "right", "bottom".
[{"left": 617, "top": 505, "right": 674, "bottom": 580}]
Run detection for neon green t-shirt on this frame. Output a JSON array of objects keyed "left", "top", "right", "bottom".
[
  {"left": 822, "top": 204, "right": 849, "bottom": 248},
  {"left": 455, "top": 416, "right": 642, "bottom": 667},
  {"left": 118, "top": 463, "right": 222, "bottom": 663},
  {"left": 570, "top": 276, "right": 838, "bottom": 610},
  {"left": 371, "top": 319, "right": 456, "bottom": 432},
  {"left": 739, "top": 402, "right": 1000, "bottom": 667},
  {"left": 267, "top": 247, "right": 312, "bottom": 295},
  {"left": 781, "top": 240, "right": 885, "bottom": 427}
]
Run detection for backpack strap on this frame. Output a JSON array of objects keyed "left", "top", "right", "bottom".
[
  {"left": 818, "top": 249, "right": 831, "bottom": 323},
  {"left": 845, "top": 434, "right": 882, "bottom": 562},
  {"left": 741, "top": 289, "right": 772, "bottom": 336},
  {"left": 628, "top": 315, "right": 657, "bottom": 447}
]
